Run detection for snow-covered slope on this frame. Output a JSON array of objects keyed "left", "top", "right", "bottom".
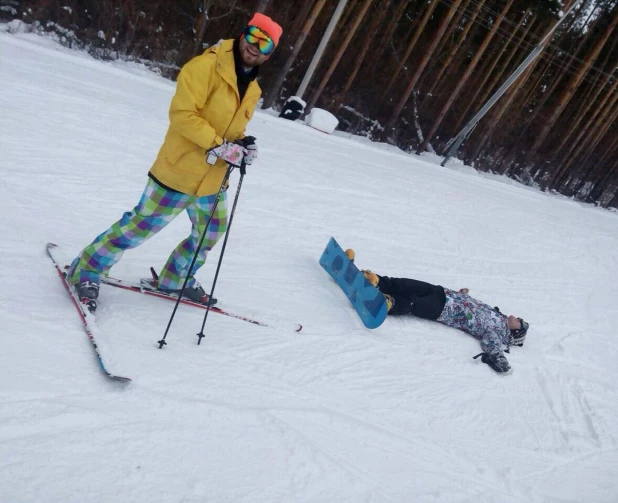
[{"left": 1, "top": 30, "right": 617, "bottom": 503}]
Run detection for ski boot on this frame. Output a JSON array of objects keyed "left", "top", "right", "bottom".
[{"left": 74, "top": 281, "right": 99, "bottom": 313}]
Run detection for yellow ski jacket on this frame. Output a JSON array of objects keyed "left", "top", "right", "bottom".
[{"left": 149, "top": 39, "right": 261, "bottom": 196}]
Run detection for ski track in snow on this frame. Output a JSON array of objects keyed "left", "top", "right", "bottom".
[{"left": 1, "top": 30, "right": 618, "bottom": 502}]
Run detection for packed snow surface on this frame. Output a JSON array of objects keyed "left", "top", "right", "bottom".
[{"left": 1, "top": 30, "right": 618, "bottom": 503}]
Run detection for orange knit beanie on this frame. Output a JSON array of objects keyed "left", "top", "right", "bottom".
[{"left": 248, "top": 13, "right": 283, "bottom": 46}]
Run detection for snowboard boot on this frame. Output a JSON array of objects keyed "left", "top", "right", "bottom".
[
  {"left": 74, "top": 281, "right": 100, "bottom": 313},
  {"left": 383, "top": 293, "right": 394, "bottom": 313},
  {"left": 362, "top": 270, "right": 379, "bottom": 287},
  {"left": 360, "top": 270, "right": 392, "bottom": 312}
]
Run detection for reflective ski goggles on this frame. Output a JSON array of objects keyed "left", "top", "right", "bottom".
[{"left": 243, "top": 25, "right": 275, "bottom": 55}]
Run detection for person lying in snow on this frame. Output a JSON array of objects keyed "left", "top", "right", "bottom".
[{"left": 345, "top": 249, "right": 528, "bottom": 374}]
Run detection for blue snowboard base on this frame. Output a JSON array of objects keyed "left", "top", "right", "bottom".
[{"left": 319, "top": 237, "right": 388, "bottom": 329}]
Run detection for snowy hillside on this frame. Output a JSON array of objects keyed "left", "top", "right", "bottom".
[{"left": 1, "top": 30, "right": 618, "bottom": 503}]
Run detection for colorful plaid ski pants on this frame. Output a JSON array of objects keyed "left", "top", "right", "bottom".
[{"left": 68, "top": 177, "right": 227, "bottom": 290}]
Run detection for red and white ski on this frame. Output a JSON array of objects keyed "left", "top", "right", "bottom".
[
  {"left": 101, "top": 274, "right": 303, "bottom": 333},
  {"left": 46, "top": 243, "right": 131, "bottom": 383}
]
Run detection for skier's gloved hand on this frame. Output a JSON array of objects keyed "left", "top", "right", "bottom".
[
  {"left": 235, "top": 136, "right": 258, "bottom": 165},
  {"left": 473, "top": 352, "right": 511, "bottom": 373},
  {"left": 206, "top": 140, "right": 247, "bottom": 168}
]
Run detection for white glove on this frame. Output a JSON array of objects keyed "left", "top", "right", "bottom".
[{"left": 207, "top": 140, "right": 247, "bottom": 167}]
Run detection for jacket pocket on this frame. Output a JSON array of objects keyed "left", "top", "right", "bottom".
[{"left": 166, "top": 134, "right": 201, "bottom": 166}]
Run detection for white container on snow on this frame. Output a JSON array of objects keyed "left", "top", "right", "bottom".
[{"left": 305, "top": 108, "right": 339, "bottom": 134}]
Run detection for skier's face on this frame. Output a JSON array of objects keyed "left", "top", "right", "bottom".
[{"left": 239, "top": 34, "right": 271, "bottom": 67}]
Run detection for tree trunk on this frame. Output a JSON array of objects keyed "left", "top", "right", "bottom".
[
  {"left": 377, "top": 0, "right": 440, "bottom": 111},
  {"left": 417, "top": 0, "right": 516, "bottom": 154},
  {"left": 261, "top": 0, "right": 328, "bottom": 109},
  {"left": 306, "top": 0, "right": 374, "bottom": 112},
  {"left": 518, "top": 0, "right": 588, "bottom": 113},
  {"left": 335, "top": 1, "right": 390, "bottom": 105},
  {"left": 289, "top": 1, "right": 317, "bottom": 37},
  {"left": 452, "top": 11, "right": 531, "bottom": 134},
  {"left": 465, "top": 18, "right": 550, "bottom": 166},
  {"left": 531, "top": 7, "right": 618, "bottom": 152},
  {"left": 597, "top": 126, "right": 618, "bottom": 168},
  {"left": 372, "top": 0, "right": 410, "bottom": 66},
  {"left": 607, "top": 188, "right": 618, "bottom": 209},
  {"left": 573, "top": 104, "right": 618, "bottom": 197},
  {"left": 578, "top": 157, "right": 617, "bottom": 201},
  {"left": 333, "top": 0, "right": 359, "bottom": 38},
  {"left": 481, "top": 14, "right": 542, "bottom": 114},
  {"left": 552, "top": 88, "right": 618, "bottom": 189},
  {"left": 382, "top": 0, "right": 464, "bottom": 141},
  {"left": 467, "top": 50, "right": 542, "bottom": 169},
  {"left": 551, "top": 33, "right": 618, "bottom": 158},
  {"left": 518, "top": 46, "right": 561, "bottom": 109},
  {"left": 429, "top": 0, "right": 474, "bottom": 65},
  {"left": 587, "top": 138, "right": 618, "bottom": 203},
  {"left": 255, "top": 0, "right": 271, "bottom": 14},
  {"left": 193, "top": 0, "right": 216, "bottom": 57},
  {"left": 498, "top": 1, "right": 584, "bottom": 161},
  {"left": 427, "top": 0, "right": 486, "bottom": 100}
]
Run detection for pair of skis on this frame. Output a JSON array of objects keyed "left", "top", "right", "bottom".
[{"left": 47, "top": 243, "right": 302, "bottom": 383}]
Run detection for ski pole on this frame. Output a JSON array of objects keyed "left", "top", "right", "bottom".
[
  {"left": 197, "top": 160, "right": 247, "bottom": 345},
  {"left": 157, "top": 164, "right": 233, "bottom": 349}
]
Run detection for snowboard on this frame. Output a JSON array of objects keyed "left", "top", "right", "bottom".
[{"left": 319, "top": 237, "right": 388, "bottom": 329}]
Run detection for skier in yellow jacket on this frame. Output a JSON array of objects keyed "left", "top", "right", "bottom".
[{"left": 68, "top": 13, "right": 283, "bottom": 312}]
